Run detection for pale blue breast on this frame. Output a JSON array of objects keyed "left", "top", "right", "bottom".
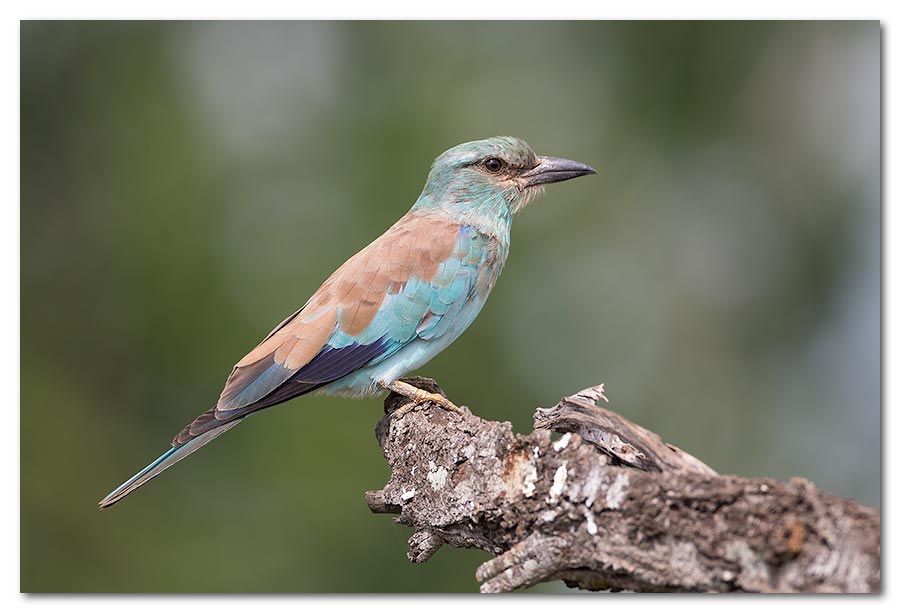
[{"left": 320, "top": 224, "right": 508, "bottom": 397}]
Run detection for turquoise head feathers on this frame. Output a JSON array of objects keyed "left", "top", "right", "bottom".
[{"left": 414, "top": 136, "right": 596, "bottom": 220}]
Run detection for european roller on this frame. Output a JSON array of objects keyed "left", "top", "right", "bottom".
[{"left": 99, "top": 136, "right": 596, "bottom": 508}]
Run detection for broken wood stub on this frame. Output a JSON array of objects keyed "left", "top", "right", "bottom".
[
  {"left": 533, "top": 385, "right": 718, "bottom": 476},
  {"left": 365, "top": 380, "right": 881, "bottom": 593}
]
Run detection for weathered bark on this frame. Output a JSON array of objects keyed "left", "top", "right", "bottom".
[{"left": 365, "top": 378, "right": 880, "bottom": 593}]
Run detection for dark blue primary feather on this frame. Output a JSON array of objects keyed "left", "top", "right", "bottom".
[
  {"left": 99, "top": 137, "right": 597, "bottom": 509},
  {"left": 173, "top": 338, "right": 393, "bottom": 445},
  {"left": 293, "top": 339, "right": 391, "bottom": 383},
  {"left": 101, "top": 339, "right": 397, "bottom": 508}
]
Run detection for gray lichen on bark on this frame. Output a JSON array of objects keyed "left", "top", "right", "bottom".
[{"left": 365, "top": 378, "right": 880, "bottom": 593}]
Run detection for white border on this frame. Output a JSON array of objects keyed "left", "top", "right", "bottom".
[{"left": 4, "top": 1, "right": 894, "bottom": 611}]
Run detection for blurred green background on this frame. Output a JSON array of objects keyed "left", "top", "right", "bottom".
[{"left": 21, "top": 21, "right": 880, "bottom": 592}]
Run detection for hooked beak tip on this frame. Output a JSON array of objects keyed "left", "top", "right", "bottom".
[{"left": 523, "top": 155, "right": 598, "bottom": 187}]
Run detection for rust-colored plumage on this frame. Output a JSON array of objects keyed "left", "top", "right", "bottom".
[
  {"left": 99, "top": 136, "right": 597, "bottom": 509},
  {"left": 172, "top": 214, "right": 463, "bottom": 445}
]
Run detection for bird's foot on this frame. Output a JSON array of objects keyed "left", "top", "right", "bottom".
[{"left": 380, "top": 379, "right": 464, "bottom": 418}]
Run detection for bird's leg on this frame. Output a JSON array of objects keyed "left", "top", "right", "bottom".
[{"left": 379, "top": 379, "right": 464, "bottom": 418}]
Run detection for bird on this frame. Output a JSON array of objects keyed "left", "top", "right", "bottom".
[{"left": 98, "top": 136, "right": 596, "bottom": 508}]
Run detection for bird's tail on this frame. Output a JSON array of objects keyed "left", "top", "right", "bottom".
[{"left": 98, "top": 418, "right": 244, "bottom": 509}]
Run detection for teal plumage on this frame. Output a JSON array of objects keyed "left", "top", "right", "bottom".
[
  {"left": 321, "top": 223, "right": 508, "bottom": 398},
  {"left": 99, "top": 136, "right": 596, "bottom": 508}
]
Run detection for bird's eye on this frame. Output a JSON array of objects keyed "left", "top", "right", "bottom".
[{"left": 483, "top": 157, "right": 504, "bottom": 173}]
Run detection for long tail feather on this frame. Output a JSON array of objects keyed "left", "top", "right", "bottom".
[{"left": 98, "top": 418, "right": 244, "bottom": 509}]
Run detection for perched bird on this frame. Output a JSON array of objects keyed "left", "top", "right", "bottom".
[{"left": 99, "top": 136, "right": 596, "bottom": 508}]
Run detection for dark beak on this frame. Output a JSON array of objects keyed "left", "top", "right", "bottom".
[{"left": 522, "top": 155, "right": 597, "bottom": 187}]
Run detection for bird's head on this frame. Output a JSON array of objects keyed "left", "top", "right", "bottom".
[{"left": 415, "top": 136, "right": 596, "bottom": 218}]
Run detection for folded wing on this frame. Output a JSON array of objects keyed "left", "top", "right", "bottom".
[{"left": 174, "top": 213, "right": 502, "bottom": 445}]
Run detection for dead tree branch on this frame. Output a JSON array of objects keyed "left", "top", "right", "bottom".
[{"left": 365, "top": 378, "right": 880, "bottom": 593}]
